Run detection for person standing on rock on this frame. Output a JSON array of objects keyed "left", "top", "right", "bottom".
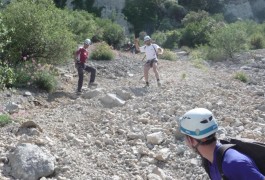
[
  {"left": 74, "top": 39, "right": 97, "bottom": 94},
  {"left": 178, "top": 108, "right": 265, "bottom": 180},
  {"left": 135, "top": 35, "right": 164, "bottom": 87}
]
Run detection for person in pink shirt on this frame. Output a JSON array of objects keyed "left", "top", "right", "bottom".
[{"left": 74, "top": 39, "right": 97, "bottom": 93}]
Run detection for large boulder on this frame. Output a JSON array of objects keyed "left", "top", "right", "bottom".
[{"left": 8, "top": 143, "right": 55, "bottom": 180}]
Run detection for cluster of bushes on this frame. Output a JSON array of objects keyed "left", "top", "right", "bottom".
[
  {"left": 0, "top": 0, "right": 123, "bottom": 91},
  {"left": 150, "top": 10, "right": 265, "bottom": 62}
]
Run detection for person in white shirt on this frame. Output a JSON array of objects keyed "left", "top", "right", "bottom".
[{"left": 135, "top": 35, "right": 164, "bottom": 87}]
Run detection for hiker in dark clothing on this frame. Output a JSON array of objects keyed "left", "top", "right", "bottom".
[
  {"left": 74, "top": 39, "right": 97, "bottom": 94},
  {"left": 179, "top": 108, "right": 265, "bottom": 180}
]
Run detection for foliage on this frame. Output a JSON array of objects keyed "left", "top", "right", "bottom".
[
  {"left": 234, "top": 72, "right": 248, "bottom": 83},
  {"left": 179, "top": 11, "right": 217, "bottom": 47},
  {"left": 53, "top": 0, "right": 67, "bottom": 8},
  {"left": 66, "top": 10, "right": 98, "bottom": 43},
  {"left": 0, "top": 114, "right": 11, "bottom": 127},
  {"left": 0, "top": 62, "right": 15, "bottom": 89},
  {"left": 191, "top": 49, "right": 208, "bottom": 70},
  {"left": 13, "top": 59, "right": 39, "bottom": 88},
  {"left": 178, "top": 0, "right": 224, "bottom": 14},
  {"left": 101, "top": 20, "right": 125, "bottom": 49},
  {"left": 34, "top": 70, "right": 57, "bottom": 93},
  {"left": 151, "top": 31, "right": 167, "bottom": 47},
  {"left": 208, "top": 22, "right": 248, "bottom": 59},
  {"left": 159, "top": 49, "right": 178, "bottom": 61},
  {"left": 93, "top": 19, "right": 126, "bottom": 49},
  {"left": 163, "top": 30, "right": 181, "bottom": 49},
  {"left": 123, "top": 0, "right": 171, "bottom": 36},
  {"left": 2, "top": 0, "right": 76, "bottom": 65},
  {"left": 90, "top": 42, "right": 114, "bottom": 60},
  {"left": 12, "top": 60, "right": 58, "bottom": 92},
  {"left": 0, "top": 13, "right": 10, "bottom": 56},
  {"left": 70, "top": 0, "right": 102, "bottom": 17},
  {"left": 250, "top": 33, "right": 265, "bottom": 49}
]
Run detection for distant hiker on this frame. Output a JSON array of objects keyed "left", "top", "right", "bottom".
[
  {"left": 74, "top": 39, "right": 97, "bottom": 94},
  {"left": 135, "top": 35, "right": 164, "bottom": 87},
  {"left": 179, "top": 108, "right": 265, "bottom": 180},
  {"left": 125, "top": 41, "right": 136, "bottom": 54}
]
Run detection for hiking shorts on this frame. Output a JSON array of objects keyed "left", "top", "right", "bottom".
[{"left": 145, "top": 59, "right": 158, "bottom": 68}]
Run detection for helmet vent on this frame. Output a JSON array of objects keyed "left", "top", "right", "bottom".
[
  {"left": 200, "top": 119, "right": 208, "bottom": 124},
  {"left": 209, "top": 116, "right": 213, "bottom": 121}
]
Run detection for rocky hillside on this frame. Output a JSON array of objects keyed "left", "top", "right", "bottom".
[{"left": 0, "top": 48, "right": 265, "bottom": 180}]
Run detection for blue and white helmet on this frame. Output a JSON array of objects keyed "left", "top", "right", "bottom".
[{"left": 179, "top": 108, "right": 218, "bottom": 139}]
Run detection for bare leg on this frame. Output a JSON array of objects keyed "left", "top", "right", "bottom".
[
  {"left": 144, "top": 63, "right": 151, "bottom": 84},
  {"left": 152, "top": 63, "right": 160, "bottom": 80}
]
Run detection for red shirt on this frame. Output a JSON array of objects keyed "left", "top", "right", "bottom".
[{"left": 76, "top": 47, "right": 89, "bottom": 63}]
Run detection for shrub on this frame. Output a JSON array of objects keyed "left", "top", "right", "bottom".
[
  {"left": 160, "top": 49, "right": 178, "bottom": 61},
  {"left": 0, "top": 62, "right": 15, "bottom": 89},
  {"left": 151, "top": 31, "right": 167, "bottom": 47},
  {"left": 250, "top": 33, "right": 265, "bottom": 49},
  {"left": 0, "top": 13, "right": 10, "bottom": 55},
  {"left": 67, "top": 10, "right": 98, "bottom": 43},
  {"left": 34, "top": 70, "right": 57, "bottom": 93},
  {"left": 208, "top": 22, "right": 248, "bottom": 59},
  {"left": 163, "top": 30, "right": 181, "bottom": 49},
  {"left": 0, "top": 114, "right": 11, "bottom": 127},
  {"left": 90, "top": 42, "right": 114, "bottom": 60},
  {"left": 102, "top": 20, "right": 125, "bottom": 49},
  {"left": 179, "top": 11, "right": 217, "bottom": 47},
  {"left": 191, "top": 49, "right": 208, "bottom": 70},
  {"left": 2, "top": 0, "right": 76, "bottom": 65},
  {"left": 13, "top": 59, "right": 39, "bottom": 88},
  {"left": 234, "top": 72, "right": 248, "bottom": 83}
]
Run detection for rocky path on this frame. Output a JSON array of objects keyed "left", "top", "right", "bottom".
[{"left": 0, "top": 49, "right": 265, "bottom": 180}]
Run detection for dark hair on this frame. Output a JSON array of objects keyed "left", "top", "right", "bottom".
[{"left": 196, "top": 133, "right": 217, "bottom": 145}]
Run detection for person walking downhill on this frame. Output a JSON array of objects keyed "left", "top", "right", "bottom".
[
  {"left": 74, "top": 39, "right": 97, "bottom": 94},
  {"left": 178, "top": 108, "right": 265, "bottom": 180},
  {"left": 135, "top": 35, "right": 164, "bottom": 87}
]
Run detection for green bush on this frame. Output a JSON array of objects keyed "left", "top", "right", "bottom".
[
  {"left": 151, "top": 31, "right": 168, "bottom": 47},
  {"left": 250, "top": 33, "right": 265, "bottom": 49},
  {"left": 34, "top": 70, "right": 57, "bottom": 93},
  {"left": 0, "top": 114, "right": 11, "bottom": 127},
  {"left": 0, "top": 13, "right": 10, "bottom": 55},
  {"left": 208, "top": 22, "right": 248, "bottom": 59},
  {"left": 0, "top": 63, "right": 15, "bottom": 89},
  {"left": 234, "top": 72, "right": 248, "bottom": 83},
  {"left": 160, "top": 49, "right": 178, "bottom": 61},
  {"left": 103, "top": 21, "right": 125, "bottom": 49},
  {"left": 179, "top": 11, "right": 217, "bottom": 47},
  {"left": 191, "top": 49, "right": 208, "bottom": 70},
  {"left": 163, "top": 30, "right": 181, "bottom": 49},
  {"left": 2, "top": 0, "right": 76, "bottom": 65},
  {"left": 13, "top": 61, "right": 38, "bottom": 88},
  {"left": 90, "top": 42, "right": 114, "bottom": 60},
  {"left": 67, "top": 10, "right": 98, "bottom": 43}
]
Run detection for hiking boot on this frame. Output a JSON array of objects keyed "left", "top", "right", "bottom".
[
  {"left": 76, "top": 90, "right": 82, "bottom": 95},
  {"left": 144, "top": 82, "right": 149, "bottom": 88},
  {"left": 157, "top": 81, "right": 161, "bottom": 87},
  {"left": 88, "top": 82, "right": 98, "bottom": 87}
]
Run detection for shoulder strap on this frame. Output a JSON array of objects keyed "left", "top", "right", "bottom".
[
  {"left": 152, "top": 44, "right": 157, "bottom": 54},
  {"left": 217, "top": 144, "right": 236, "bottom": 180}
]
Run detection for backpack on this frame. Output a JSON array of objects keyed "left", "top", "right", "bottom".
[{"left": 202, "top": 138, "right": 265, "bottom": 180}]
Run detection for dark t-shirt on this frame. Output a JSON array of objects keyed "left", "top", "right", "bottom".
[{"left": 209, "top": 143, "right": 264, "bottom": 180}]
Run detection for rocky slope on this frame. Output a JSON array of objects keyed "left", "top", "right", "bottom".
[{"left": 0, "top": 48, "right": 265, "bottom": 180}]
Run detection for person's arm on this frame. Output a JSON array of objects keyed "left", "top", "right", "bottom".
[
  {"left": 157, "top": 47, "right": 164, "bottom": 55},
  {"left": 134, "top": 38, "right": 140, "bottom": 52},
  {"left": 74, "top": 49, "right": 80, "bottom": 63}
]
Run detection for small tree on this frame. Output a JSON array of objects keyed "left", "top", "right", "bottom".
[
  {"left": 2, "top": 0, "right": 76, "bottom": 65},
  {"left": 67, "top": 10, "right": 98, "bottom": 43},
  {"left": 208, "top": 22, "right": 248, "bottom": 58}
]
